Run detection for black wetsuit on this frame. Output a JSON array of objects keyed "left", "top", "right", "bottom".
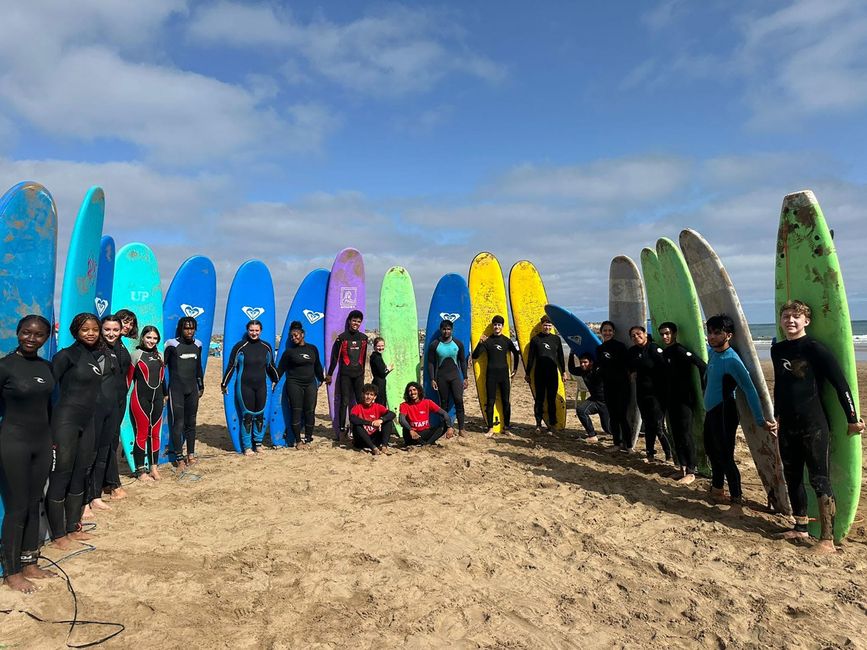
[
  {"left": 527, "top": 332, "right": 565, "bottom": 428},
  {"left": 129, "top": 348, "right": 166, "bottom": 472},
  {"left": 595, "top": 339, "right": 631, "bottom": 447},
  {"left": 222, "top": 337, "right": 279, "bottom": 450},
  {"left": 568, "top": 355, "right": 610, "bottom": 437},
  {"left": 88, "top": 344, "right": 123, "bottom": 502},
  {"left": 277, "top": 343, "right": 324, "bottom": 444},
  {"left": 47, "top": 342, "right": 101, "bottom": 538},
  {"left": 772, "top": 336, "right": 858, "bottom": 528},
  {"left": 327, "top": 329, "right": 368, "bottom": 433},
  {"left": 370, "top": 351, "right": 390, "bottom": 406},
  {"left": 165, "top": 337, "right": 204, "bottom": 460},
  {"left": 426, "top": 337, "right": 468, "bottom": 430},
  {"left": 628, "top": 341, "right": 671, "bottom": 459},
  {"left": 471, "top": 334, "right": 520, "bottom": 429},
  {"left": 104, "top": 340, "right": 131, "bottom": 490},
  {"left": 0, "top": 351, "right": 54, "bottom": 576},
  {"left": 664, "top": 342, "right": 707, "bottom": 474}
]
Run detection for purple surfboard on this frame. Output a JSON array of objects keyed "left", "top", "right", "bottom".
[{"left": 324, "top": 248, "right": 366, "bottom": 434}]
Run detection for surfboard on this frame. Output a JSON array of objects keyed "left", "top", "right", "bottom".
[
  {"left": 0, "top": 181, "right": 57, "bottom": 573},
  {"left": 423, "top": 273, "right": 472, "bottom": 421},
  {"left": 159, "top": 255, "right": 217, "bottom": 463},
  {"left": 680, "top": 228, "right": 790, "bottom": 511},
  {"left": 509, "top": 261, "right": 566, "bottom": 430},
  {"left": 94, "top": 235, "right": 115, "bottom": 319},
  {"left": 270, "top": 268, "right": 329, "bottom": 446},
  {"left": 112, "top": 243, "right": 164, "bottom": 472},
  {"left": 655, "top": 237, "right": 710, "bottom": 475},
  {"left": 774, "top": 190, "right": 859, "bottom": 540},
  {"left": 222, "top": 260, "right": 276, "bottom": 453},
  {"left": 324, "top": 248, "right": 366, "bottom": 434},
  {"left": 469, "top": 252, "right": 510, "bottom": 433},
  {"left": 380, "top": 266, "right": 421, "bottom": 412},
  {"left": 608, "top": 255, "right": 645, "bottom": 447},
  {"left": 544, "top": 304, "right": 601, "bottom": 359},
  {"left": 58, "top": 187, "right": 104, "bottom": 349},
  {"left": 640, "top": 247, "right": 666, "bottom": 337}
]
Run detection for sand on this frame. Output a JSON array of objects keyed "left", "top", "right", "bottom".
[{"left": 1, "top": 360, "right": 866, "bottom": 649}]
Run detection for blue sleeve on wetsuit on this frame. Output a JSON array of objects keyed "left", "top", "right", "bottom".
[{"left": 726, "top": 352, "right": 765, "bottom": 424}]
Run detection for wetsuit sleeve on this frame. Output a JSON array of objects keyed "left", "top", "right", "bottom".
[
  {"left": 313, "top": 348, "right": 325, "bottom": 383},
  {"left": 196, "top": 342, "right": 204, "bottom": 391},
  {"left": 163, "top": 344, "right": 176, "bottom": 388},
  {"left": 567, "top": 353, "right": 580, "bottom": 376},
  {"left": 727, "top": 355, "right": 765, "bottom": 424},
  {"left": 50, "top": 349, "right": 73, "bottom": 384},
  {"left": 426, "top": 341, "right": 438, "bottom": 382},
  {"left": 555, "top": 337, "right": 565, "bottom": 373},
  {"left": 381, "top": 409, "right": 395, "bottom": 423},
  {"left": 398, "top": 412, "right": 412, "bottom": 430},
  {"left": 456, "top": 340, "right": 468, "bottom": 378},
  {"left": 221, "top": 341, "right": 243, "bottom": 389},
  {"left": 811, "top": 340, "right": 859, "bottom": 422},
  {"left": 349, "top": 406, "right": 367, "bottom": 426},
  {"left": 265, "top": 344, "right": 279, "bottom": 383},
  {"left": 510, "top": 340, "right": 521, "bottom": 373},
  {"left": 526, "top": 338, "right": 537, "bottom": 375},
  {"left": 471, "top": 340, "right": 485, "bottom": 360},
  {"left": 432, "top": 403, "right": 452, "bottom": 428},
  {"left": 327, "top": 337, "right": 341, "bottom": 376},
  {"left": 276, "top": 348, "right": 289, "bottom": 381},
  {"left": 370, "top": 353, "right": 388, "bottom": 380}
]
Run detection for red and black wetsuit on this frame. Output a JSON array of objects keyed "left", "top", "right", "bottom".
[
  {"left": 349, "top": 401, "right": 395, "bottom": 450},
  {"left": 128, "top": 347, "right": 166, "bottom": 473},
  {"left": 398, "top": 398, "right": 451, "bottom": 446},
  {"left": 327, "top": 329, "right": 368, "bottom": 432}
]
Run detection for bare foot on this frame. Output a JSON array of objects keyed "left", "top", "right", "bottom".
[
  {"left": 22, "top": 564, "right": 56, "bottom": 580},
  {"left": 676, "top": 474, "right": 695, "bottom": 485},
  {"left": 4, "top": 573, "right": 37, "bottom": 593},
  {"left": 138, "top": 473, "right": 154, "bottom": 484},
  {"left": 111, "top": 487, "right": 128, "bottom": 499},
  {"left": 810, "top": 540, "right": 837, "bottom": 554},
  {"left": 584, "top": 436, "right": 599, "bottom": 444},
  {"left": 150, "top": 468, "right": 162, "bottom": 481},
  {"left": 244, "top": 449, "right": 255, "bottom": 457},
  {"left": 379, "top": 446, "right": 392, "bottom": 455},
  {"left": 458, "top": 430, "right": 467, "bottom": 437},
  {"left": 50, "top": 536, "right": 75, "bottom": 550},
  {"left": 69, "top": 530, "right": 92, "bottom": 541},
  {"left": 371, "top": 447, "right": 381, "bottom": 456},
  {"left": 534, "top": 426, "right": 542, "bottom": 434},
  {"left": 775, "top": 529, "right": 809, "bottom": 540},
  {"left": 91, "top": 498, "right": 112, "bottom": 511},
  {"left": 175, "top": 460, "right": 187, "bottom": 473},
  {"left": 187, "top": 455, "right": 198, "bottom": 465},
  {"left": 82, "top": 505, "right": 94, "bottom": 520},
  {"left": 484, "top": 429, "right": 495, "bottom": 438},
  {"left": 295, "top": 441, "right": 308, "bottom": 450}
]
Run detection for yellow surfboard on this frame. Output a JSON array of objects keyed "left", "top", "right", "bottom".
[
  {"left": 509, "top": 260, "right": 566, "bottom": 430},
  {"left": 469, "top": 252, "right": 510, "bottom": 433}
]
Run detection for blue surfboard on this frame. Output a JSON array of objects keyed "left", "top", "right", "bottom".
[
  {"left": 222, "top": 260, "right": 276, "bottom": 453},
  {"left": 159, "top": 255, "right": 217, "bottom": 463},
  {"left": 422, "top": 273, "right": 471, "bottom": 421},
  {"left": 58, "top": 187, "right": 105, "bottom": 349},
  {"left": 269, "top": 268, "right": 329, "bottom": 446},
  {"left": 544, "top": 304, "right": 601, "bottom": 359},
  {"left": 94, "top": 235, "right": 115, "bottom": 319}
]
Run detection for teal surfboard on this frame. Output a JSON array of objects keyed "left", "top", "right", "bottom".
[
  {"left": 379, "top": 266, "right": 420, "bottom": 412},
  {"left": 94, "top": 235, "right": 115, "bottom": 319}
]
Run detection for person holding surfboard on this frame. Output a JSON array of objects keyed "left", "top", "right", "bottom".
[
  {"left": 165, "top": 317, "right": 205, "bottom": 468},
  {"left": 703, "top": 314, "right": 777, "bottom": 507},
  {"left": 129, "top": 326, "right": 167, "bottom": 480},
  {"left": 0, "top": 315, "right": 57, "bottom": 593},
  {"left": 399, "top": 382, "right": 454, "bottom": 446},
  {"left": 325, "top": 310, "right": 368, "bottom": 442},
  {"left": 349, "top": 384, "right": 395, "bottom": 454},
  {"left": 525, "top": 315, "right": 566, "bottom": 433},
  {"left": 568, "top": 352, "right": 609, "bottom": 443},
  {"left": 276, "top": 320, "right": 325, "bottom": 448},
  {"left": 472, "top": 315, "right": 520, "bottom": 436},
  {"left": 628, "top": 326, "right": 673, "bottom": 463},
  {"left": 427, "top": 319, "right": 469, "bottom": 436},
  {"left": 103, "top": 311, "right": 134, "bottom": 500},
  {"left": 369, "top": 337, "right": 392, "bottom": 407},
  {"left": 594, "top": 321, "right": 632, "bottom": 451},
  {"left": 772, "top": 300, "right": 864, "bottom": 552}
]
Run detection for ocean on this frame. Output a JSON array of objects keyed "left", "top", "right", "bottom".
[{"left": 749, "top": 320, "right": 867, "bottom": 361}]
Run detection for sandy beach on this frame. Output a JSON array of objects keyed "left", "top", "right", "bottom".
[{"left": 1, "top": 360, "right": 866, "bottom": 649}]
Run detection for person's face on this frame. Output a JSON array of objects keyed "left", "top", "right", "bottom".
[
  {"left": 142, "top": 331, "right": 160, "bottom": 350},
  {"left": 101, "top": 320, "right": 121, "bottom": 345},
  {"left": 780, "top": 309, "right": 810, "bottom": 339},
  {"left": 349, "top": 317, "right": 362, "bottom": 332},
  {"left": 440, "top": 325, "right": 453, "bottom": 340},
  {"left": 120, "top": 318, "right": 133, "bottom": 336},
  {"left": 579, "top": 358, "right": 592, "bottom": 372},
  {"left": 407, "top": 385, "right": 420, "bottom": 402},
  {"left": 707, "top": 327, "right": 731, "bottom": 351},
  {"left": 600, "top": 324, "right": 615, "bottom": 342},
  {"left": 17, "top": 321, "right": 49, "bottom": 355},
  {"left": 362, "top": 390, "right": 376, "bottom": 406},
  {"left": 182, "top": 323, "right": 197, "bottom": 341},
  {"left": 375, "top": 340, "right": 385, "bottom": 353},
  {"left": 541, "top": 322, "right": 554, "bottom": 334},
  {"left": 78, "top": 319, "right": 100, "bottom": 347},
  {"left": 492, "top": 322, "right": 503, "bottom": 335},
  {"left": 659, "top": 327, "right": 675, "bottom": 347},
  {"left": 629, "top": 329, "right": 647, "bottom": 346},
  {"left": 290, "top": 329, "right": 304, "bottom": 345},
  {"left": 247, "top": 324, "right": 262, "bottom": 340}
]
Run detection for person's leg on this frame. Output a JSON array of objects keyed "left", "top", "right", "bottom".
[
  {"left": 20, "top": 435, "right": 53, "bottom": 580},
  {"left": 778, "top": 426, "right": 809, "bottom": 533},
  {"left": 338, "top": 373, "right": 354, "bottom": 432},
  {"left": 541, "top": 368, "right": 558, "bottom": 428},
  {"left": 637, "top": 394, "right": 660, "bottom": 457},
  {"left": 379, "top": 419, "right": 396, "bottom": 448},
  {"left": 66, "top": 419, "right": 96, "bottom": 534},
  {"left": 239, "top": 382, "right": 256, "bottom": 451},
  {"left": 720, "top": 400, "right": 742, "bottom": 500},
  {"left": 168, "top": 383, "right": 186, "bottom": 461},
  {"left": 45, "top": 412, "right": 78, "bottom": 540},
  {"left": 184, "top": 387, "right": 200, "bottom": 457},
  {"left": 419, "top": 425, "right": 446, "bottom": 445},
  {"left": 451, "top": 378, "right": 465, "bottom": 431},
  {"left": 804, "top": 425, "right": 836, "bottom": 546},
  {"left": 251, "top": 383, "right": 267, "bottom": 447},
  {"left": 576, "top": 400, "right": 597, "bottom": 436},
  {"left": 0, "top": 434, "right": 30, "bottom": 583},
  {"left": 350, "top": 424, "right": 378, "bottom": 451},
  {"left": 597, "top": 402, "right": 611, "bottom": 436},
  {"left": 285, "top": 381, "right": 305, "bottom": 445},
  {"left": 703, "top": 407, "right": 725, "bottom": 494},
  {"left": 90, "top": 402, "right": 120, "bottom": 506},
  {"left": 532, "top": 371, "right": 545, "bottom": 428},
  {"left": 500, "top": 375, "right": 512, "bottom": 429},
  {"left": 484, "top": 373, "right": 497, "bottom": 430}
]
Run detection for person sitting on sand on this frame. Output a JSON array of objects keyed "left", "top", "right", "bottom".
[
  {"left": 568, "top": 352, "right": 609, "bottom": 443},
  {"left": 399, "top": 382, "right": 454, "bottom": 447},
  {"left": 772, "top": 300, "right": 864, "bottom": 552},
  {"left": 525, "top": 315, "right": 566, "bottom": 432},
  {"left": 594, "top": 321, "right": 632, "bottom": 451},
  {"left": 471, "top": 315, "right": 520, "bottom": 436},
  {"left": 349, "top": 384, "right": 395, "bottom": 455},
  {"left": 627, "top": 326, "right": 672, "bottom": 463}
]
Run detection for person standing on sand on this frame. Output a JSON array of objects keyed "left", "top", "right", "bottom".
[
  {"left": 349, "top": 384, "right": 395, "bottom": 455},
  {"left": 594, "top": 321, "right": 632, "bottom": 451},
  {"left": 129, "top": 326, "right": 167, "bottom": 481},
  {"left": 472, "top": 315, "right": 520, "bottom": 436},
  {"left": 164, "top": 316, "right": 205, "bottom": 469},
  {"left": 275, "top": 320, "right": 325, "bottom": 449},
  {"left": 659, "top": 321, "right": 707, "bottom": 485},
  {"left": 771, "top": 300, "right": 864, "bottom": 553},
  {"left": 568, "top": 352, "right": 609, "bottom": 443},
  {"left": 427, "top": 319, "right": 468, "bottom": 435},
  {"left": 703, "top": 314, "right": 777, "bottom": 508},
  {"left": 325, "top": 310, "right": 367, "bottom": 441},
  {"left": 369, "top": 337, "right": 391, "bottom": 407},
  {"left": 525, "top": 315, "right": 566, "bottom": 432},
  {"left": 628, "top": 326, "right": 672, "bottom": 463}
]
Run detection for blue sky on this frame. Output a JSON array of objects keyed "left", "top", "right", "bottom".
[{"left": 2, "top": 0, "right": 866, "bottom": 328}]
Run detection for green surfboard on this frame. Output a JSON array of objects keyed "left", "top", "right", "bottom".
[
  {"left": 640, "top": 247, "right": 666, "bottom": 337},
  {"left": 379, "top": 266, "right": 420, "bottom": 413},
  {"left": 775, "top": 190, "right": 861, "bottom": 541}
]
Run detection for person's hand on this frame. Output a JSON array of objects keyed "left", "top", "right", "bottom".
[
  {"left": 462, "top": 379, "right": 468, "bottom": 389},
  {"left": 325, "top": 375, "right": 332, "bottom": 385},
  {"left": 847, "top": 419, "right": 865, "bottom": 436},
  {"left": 762, "top": 419, "right": 778, "bottom": 435},
  {"left": 479, "top": 335, "right": 488, "bottom": 342},
  {"left": 431, "top": 380, "right": 438, "bottom": 391},
  {"left": 562, "top": 373, "right": 567, "bottom": 384},
  {"left": 372, "top": 418, "right": 383, "bottom": 428},
  {"left": 388, "top": 364, "right": 394, "bottom": 371},
  {"left": 445, "top": 427, "right": 455, "bottom": 439},
  {"left": 510, "top": 371, "right": 517, "bottom": 379},
  {"left": 410, "top": 429, "right": 420, "bottom": 440}
]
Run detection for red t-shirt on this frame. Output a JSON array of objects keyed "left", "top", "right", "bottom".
[
  {"left": 350, "top": 402, "right": 390, "bottom": 434},
  {"left": 399, "top": 399, "right": 439, "bottom": 430}
]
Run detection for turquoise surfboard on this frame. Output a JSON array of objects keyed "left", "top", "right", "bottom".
[
  {"left": 58, "top": 187, "right": 105, "bottom": 349},
  {"left": 270, "top": 268, "right": 329, "bottom": 446},
  {"left": 222, "top": 260, "right": 276, "bottom": 453},
  {"left": 112, "top": 243, "right": 164, "bottom": 471},
  {"left": 94, "top": 235, "right": 115, "bottom": 319}
]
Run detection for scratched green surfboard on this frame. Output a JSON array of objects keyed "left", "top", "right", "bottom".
[{"left": 379, "top": 266, "right": 420, "bottom": 412}]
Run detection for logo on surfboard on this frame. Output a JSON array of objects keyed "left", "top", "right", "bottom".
[
  {"left": 339, "top": 287, "right": 357, "bottom": 309},
  {"left": 182, "top": 304, "right": 205, "bottom": 318},
  {"left": 568, "top": 334, "right": 583, "bottom": 345},
  {"left": 94, "top": 298, "right": 109, "bottom": 317},
  {"left": 439, "top": 312, "right": 461, "bottom": 322},
  {"left": 241, "top": 306, "right": 265, "bottom": 320},
  {"left": 303, "top": 309, "right": 324, "bottom": 325}
]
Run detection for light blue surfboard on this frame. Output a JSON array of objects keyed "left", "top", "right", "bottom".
[
  {"left": 269, "top": 268, "right": 329, "bottom": 446},
  {"left": 94, "top": 235, "right": 115, "bottom": 319},
  {"left": 112, "top": 243, "right": 164, "bottom": 472},
  {"left": 422, "top": 273, "right": 471, "bottom": 423},
  {"left": 0, "top": 181, "right": 57, "bottom": 576},
  {"left": 223, "top": 260, "right": 276, "bottom": 453},
  {"left": 159, "top": 255, "right": 217, "bottom": 463},
  {"left": 58, "top": 187, "right": 104, "bottom": 349},
  {"left": 544, "top": 304, "right": 601, "bottom": 360}
]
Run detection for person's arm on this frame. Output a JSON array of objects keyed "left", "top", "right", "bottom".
[
  {"left": 50, "top": 349, "right": 72, "bottom": 385},
  {"left": 196, "top": 342, "right": 205, "bottom": 393},
  {"left": 370, "top": 352, "right": 387, "bottom": 380},
  {"left": 432, "top": 402, "right": 453, "bottom": 429},
  {"left": 221, "top": 341, "right": 241, "bottom": 390},
  {"left": 471, "top": 339, "right": 485, "bottom": 360},
  {"left": 555, "top": 338, "right": 566, "bottom": 374},
  {"left": 811, "top": 340, "right": 860, "bottom": 425},
  {"left": 266, "top": 345, "right": 280, "bottom": 383},
  {"left": 426, "top": 341, "right": 438, "bottom": 385},
  {"left": 276, "top": 348, "right": 288, "bottom": 381},
  {"left": 326, "top": 337, "right": 340, "bottom": 378},
  {"left": 728, "top": 354, "right": 774, "bottom": 430},
  {"left": 398, "top": 412, "right": 413, "bottom": 431},
  {"left": 526, "top": 338, "right": 536, "bottom": 378},
  {"left": 456, "top": 340, "right": 468, "bottom": 380},
  {"left": 567, "top": 352, "right": 580, "bottom": 376},
  {"left": 510, "top": 339, "right": 521, "bottom": 374},
  {"left": 313, "top": 348, "right": 325, "bottom": 383},
  {"left": 349, "top": 406, "right": 368, "bottom": 427}
]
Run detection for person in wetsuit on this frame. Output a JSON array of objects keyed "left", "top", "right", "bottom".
[
  {"left": 525, "top": 315, "right": 566, "bottom": 432},
  {"left": 129, "top": 326, "right": 167, "bottom": 480},
  {"left": 595, "top": 321, "right": 632, "bottom": 451},
  {"left": 399, "top": 382, "right": 454, "bottom": 447},
  {"left": 222, "top": 319, "right": 279, "bottom": 455},
  {"left": 276, "top": 320, "right": 325, "bottom": 449},
  {"left": 369, "top": 337, "right": 391, "bottom": 406},
  {"left": 104, "top": 309, "right": 137, "bottom": 499},
  {"left": 568, "top": 352, "right": 610, "bottom": 442},
  {"left": 772, "top": 300, "right": 864, "bottom": 552},
  {"left": 704, "top": 314, "right": 777, "bottom": 507},
  {"left": 325, "top": 310, "right": 367, "bottom": 440},
  {"left": 426, "top": 319, "right": 468, "bottom": 436},
  {"left": 659, "top": 321, "right": 707, "bottom": 485},
  {"left": 165, "top": 317, "right": 204, "bottom": 469},
  {"left": 472, "top": 315, "right": 520, "bottom": 436},
  {"left": 0, "top": 315, "right": 57, "bottom": 593},
  {"left": 47, "top": 313, "right": 102, "bottom": 550},
  {"left": 349, "top": 383, "right": 396, "bottom": 455},
  {"left": 628, "top": 326, "right": 672, "bottom": 463}
]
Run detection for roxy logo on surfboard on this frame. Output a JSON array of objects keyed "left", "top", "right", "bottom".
[
  {"left": 439, "top": 312, "right": 461, "bottom": 322},
  {"left": 568, "top": 334, "right": 583, "bottom": 345},
  {"left": 182, "top": 304, "right": 205, "bottom": 318},
  {"left": 242, "top": 306, "right": 265, "bottom": 320},
  {"left": 303, "top": 309, "right": 324, "bottom": 325},
  {"left": 339, "top": 287, "right": 357, "bottom": 309},
  {"left": 94, "top": 298, "right": 109, "bottom": 317}
]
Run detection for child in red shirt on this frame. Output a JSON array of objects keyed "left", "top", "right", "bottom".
[
  {"left": 349, "top": 384, "right": 395, "bottom": 455},
  {"left": 398, "top": 381, "right": 454, "bottom": 447}
]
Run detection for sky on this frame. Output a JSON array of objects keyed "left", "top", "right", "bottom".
[{"left": 2, "top": 0, "right": 866, "bottom": 330}]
